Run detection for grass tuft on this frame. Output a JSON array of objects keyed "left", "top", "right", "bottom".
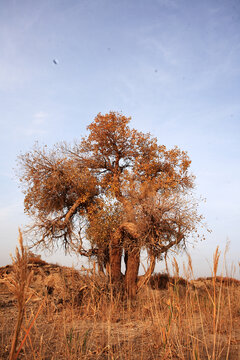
[{"left": 0, "top": 242, "right": 239, "bottom": 359}]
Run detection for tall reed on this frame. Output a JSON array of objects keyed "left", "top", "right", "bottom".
[{"left": 2, "top": 229, "right": 33, "bottom": 359}]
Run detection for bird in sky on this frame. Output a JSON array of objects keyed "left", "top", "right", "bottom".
[{"left": 53, "top": 59, "right": 58, "bottom": 65}]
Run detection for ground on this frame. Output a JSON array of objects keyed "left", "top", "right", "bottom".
[{"left": 0, "top": 261, "right": 239, "bottom": 359}]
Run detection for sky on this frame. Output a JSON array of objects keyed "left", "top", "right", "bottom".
[{"left": 0, "top": 0, "right": 239, "bottom": 278}]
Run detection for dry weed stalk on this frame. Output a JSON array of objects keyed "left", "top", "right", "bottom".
[
  {"left": 2, "top": 229, "right": 33, "bottom": 359},
  {"left": 212, "top": 246, "right": 221, "bottom": 360}
]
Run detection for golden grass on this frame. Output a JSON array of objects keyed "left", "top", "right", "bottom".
[{"left": 0, "top": 240, "right": 239, "bottom": 359}]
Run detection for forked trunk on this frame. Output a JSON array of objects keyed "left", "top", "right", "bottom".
[
  {"left": 125, "top": 248, "right": 140, "bottom": 297},
  {"left": 109, "top": 233, "right": 122, "bottom": 283}
]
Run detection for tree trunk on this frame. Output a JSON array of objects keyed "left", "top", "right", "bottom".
[
  {"left": 97, "top": 246, "right": 110, "bottom": 276},
  {"left": 125, "top": 248, "right": 140, "bottom": 297},
  {"left": 137, "top": 253, "right": 156, "bottom": 292},
  {"left": 109, "top": 233, "right": 122, "bottom": 283}
]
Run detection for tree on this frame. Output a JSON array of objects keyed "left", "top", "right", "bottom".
[{"left": 17, "top": 112, "right": 203, "bottom": 296}]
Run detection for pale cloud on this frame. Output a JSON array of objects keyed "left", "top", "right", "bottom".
[
  {"left": 0, "top": 202, "right": 22, "bottom": 220},
  {"left": 34, "top": 111, "right": 48, "bottom": 118},
  {"left": 23, "top": 128, "right": 47, "bottom": 136},
  {"left": 156, "top": 0, "right": 179, "bottom": 9},
  {"left": 20, "top": 111, "right": 49, "bottom": 136},
  {"left": 33, "top": 111, "right": 48, "bottom": 125},
  {"left": 0, "top": 59, "right": 29, "bottom": 91}
]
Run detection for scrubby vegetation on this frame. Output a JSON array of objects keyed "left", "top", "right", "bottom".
[{"left": 0, "top": 234, "right": 239, "bottom": 359}]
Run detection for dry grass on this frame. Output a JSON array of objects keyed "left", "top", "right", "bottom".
[{"left": 0, "top": 244, "right": 239, "bottom": 359}]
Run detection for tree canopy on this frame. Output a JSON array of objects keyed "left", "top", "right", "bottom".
[{"left": 18, "top": 112, "right": 203, "bottom": 296}]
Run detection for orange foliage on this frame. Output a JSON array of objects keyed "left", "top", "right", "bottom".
[{"left": 17, "top": 112, "right": 202, "bottom": 295}]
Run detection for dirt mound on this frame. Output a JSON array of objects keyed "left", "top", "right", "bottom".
[
  {"left": 149, "top": 273, "right": 188, "bottom": 290},
  {"left": 0, "top": 261, "right": 90, "bottom": 308},
  {"left": 197, "top": 276, "right": 240, "bottom": 286}
]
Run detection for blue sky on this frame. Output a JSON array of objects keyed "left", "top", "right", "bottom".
[{"left": 0, "top": 0, "right": 239, "bottom": 278}]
